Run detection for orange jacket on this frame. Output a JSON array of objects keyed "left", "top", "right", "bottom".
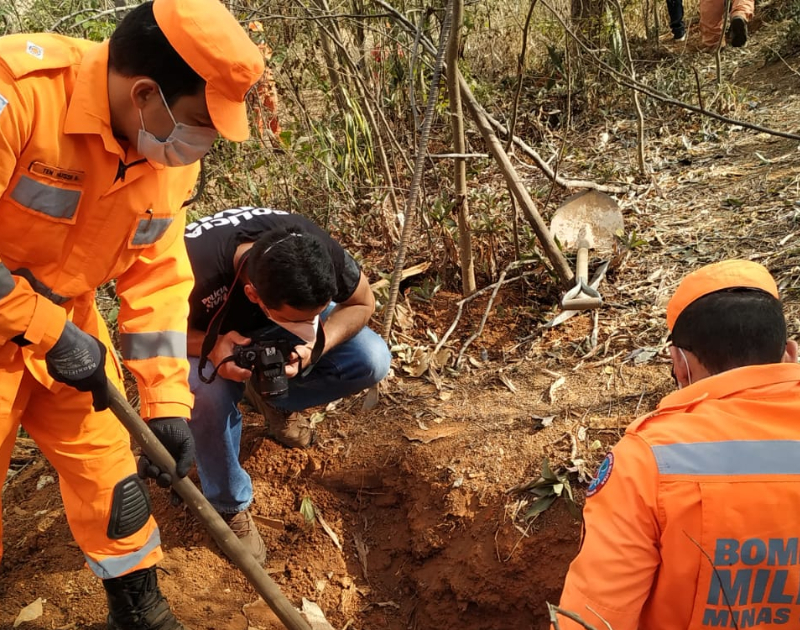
[
  {"left": 0, "top": 34, "right": 198, "bottom": 418},
  {"left": 559, "top": 363, "right": 800, "bottom": 630}
]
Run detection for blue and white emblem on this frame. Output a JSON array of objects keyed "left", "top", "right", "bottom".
[{"left": 586, "top": 453, "right": 614, "bottom": 498}]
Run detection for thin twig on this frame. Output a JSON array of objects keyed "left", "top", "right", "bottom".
[
  {"left": 610, "top": 0, "right": 647, "bottom": 175},
  {"left": 548, "top": 603, "right": 601, "bottom": 630},
  {"left": 455, "top": 262, "right": 537, "bottom": 367},
  {"left": 505, "top": 0, "right": 540, "bottom": 153},
  {"left": 684, "top": 531, "right": 740, "bottom": 630},
  {"left": 715, "top": 0, "right": 731, "bottom": 85},
  {"left": 691, "top": 66, "right": 705, "bottom": 110},
  {"left": 433, "top": 265, "right": 540, "bottom": 354}
]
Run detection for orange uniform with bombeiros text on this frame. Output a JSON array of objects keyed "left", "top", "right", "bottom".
[
  {"left": 0, "top": 33, "right": 198, "bottom": 577},
  {"left": 558, "top": 362, "right": 800, "bottom": 629}
]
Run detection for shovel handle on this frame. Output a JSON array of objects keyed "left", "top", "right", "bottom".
[
  {"left": 106, "top": 382, "right": 311, "bottom": 630},
  {"left": 576, "top": 242, "right": 589, "bottom": 283}
]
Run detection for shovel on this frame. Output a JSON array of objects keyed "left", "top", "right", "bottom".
[
  {"left": 549, "top": 190, "right": 624, "bottom": 311},
  {"left": 106, "top": 381, "right": 312, "bottom": 630}
]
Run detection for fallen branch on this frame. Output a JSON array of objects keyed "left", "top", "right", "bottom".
[
  {"left": 548, "top": 604, "right": 602, "bottom": 630},
  {"left": 459, "top": 71, "right": 574, "bottom": 287}
]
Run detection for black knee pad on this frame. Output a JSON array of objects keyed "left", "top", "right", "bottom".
[{"left": 107, "top": 474, "right": 152, "bottom": 540}]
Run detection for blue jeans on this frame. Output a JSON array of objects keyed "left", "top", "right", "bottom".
[{"left": 188, "top": 309, "right": 391, "bottom": 513}]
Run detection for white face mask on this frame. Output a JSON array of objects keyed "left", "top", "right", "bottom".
[
  {"left": 270, "top": 315, "right": 320, "bottom": 344},
  {"left": 137, "top": 87, "right": 218, "bottom": 167}
]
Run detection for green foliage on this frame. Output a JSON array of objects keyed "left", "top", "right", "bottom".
[
  {"left": 617, "top": 229, "right": 648, "bottom": 250},
  {"left": 514, "top": 458, "right": 581, "bottom": 522}
]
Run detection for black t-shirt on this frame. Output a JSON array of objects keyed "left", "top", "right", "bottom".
[{"left": 185, "top": 207, "right": 360, "bottom": 335}]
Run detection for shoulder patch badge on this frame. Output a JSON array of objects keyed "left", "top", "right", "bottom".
[
  {"left": 0, "top": 93, "right": 7, "bottom": 116},
  {"left": 26, "top": 41, "right": 44, "bottom": 60},
  {"left": 586, "top": 452, "right": 614, "bottom": 498}
]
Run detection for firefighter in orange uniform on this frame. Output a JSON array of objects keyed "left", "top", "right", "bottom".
[
  {"left": 557, "top": 260, "right": 800, "bottom": 630},
  {"left": 0, "top": 1, "right": 264, "bottom": 628}
]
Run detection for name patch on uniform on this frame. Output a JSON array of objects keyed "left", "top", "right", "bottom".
[
  {"left": 30, "top": 162, "right": 84, "bottom": 184},
  {"left": 586, "top": 453, "right": 614, "bottom": 498},
  {"left": 26, "top": 41, "right": 44, "bottom": 59}
]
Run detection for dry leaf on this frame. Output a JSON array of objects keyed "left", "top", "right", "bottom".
[
  {"left": 533, "top": 415, "right": 555, "bottom": 428},
  {"left": 498, "top": 372, "right": 518, "bottom": 393},
  {"left": 353, "top": 532, "right": 369, "bottom": 580},
  {"left": 300, "top": 599, "right": 337, "bottom": 630},
  {"left": 14, "top": 598, "right": 43, "bottom": 627},
  {"left": 402, "top": 425, "right": 462, "bottom": 444},
  {"left": 548, "top": 376, "right": 566, "bottom": 403},
  {"left": 315, "top": 512, "right": 342, "bottom": 551}
]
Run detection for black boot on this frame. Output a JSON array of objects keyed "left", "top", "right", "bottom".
[{"left": 103, "top": 567, "right": 186, "bottom": 630}]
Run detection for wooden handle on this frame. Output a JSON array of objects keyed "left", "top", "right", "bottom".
[
  {"left": 576, "top": 245, "right": 589, "bottom": 282},
  {"left": 106, "top": 383, "right": 311, "bottom": 630},
  {"left": 561, "top": 295, "right": 602, "bottom": 311}
]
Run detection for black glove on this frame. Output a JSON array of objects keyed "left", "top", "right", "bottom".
[
  {"left": 45, "top": 321, "right": 108, "bottom": 411},
  {"left": 138, "top": 417, "right": 195, "bottom": 491}
]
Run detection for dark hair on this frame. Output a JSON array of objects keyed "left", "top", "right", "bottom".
[
  {"left": 671, "top": 288, "right": 787, "bottom": 375},
  {"left": 108, "top": 2, "right": 205, "bottom": 105},
  {"left": 247, "top": 225, "right": 337, "bottom": 310}
]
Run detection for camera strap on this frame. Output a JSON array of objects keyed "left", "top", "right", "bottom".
[
  {"left": 300, "top": 324, "right": 326, "bottom": 377},
  {"left": 197, "top": 250, "right": 251, "bottom": 384}
]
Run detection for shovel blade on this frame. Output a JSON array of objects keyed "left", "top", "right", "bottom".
[{"left": 550, "top": 190, "right": 624, "bottom": 252}]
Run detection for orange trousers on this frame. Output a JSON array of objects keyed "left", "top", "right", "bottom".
[
  {"left": 0, "top": 301, "right": 162, "bottom": 579},
  {"left": 700, "top": 0, "right": 754, "bottom": 46}
]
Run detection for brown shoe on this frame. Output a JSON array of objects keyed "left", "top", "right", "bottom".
[
  {"left": 222, "top": 510, "right": 267, "bottom": 565},
  {"left": 244, "top": 381, "right": 314, "bottom": 448}
]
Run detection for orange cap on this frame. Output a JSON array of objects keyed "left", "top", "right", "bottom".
[
  {"left": 666, "top": 259, "right": 779, "bottom": 331},
  {"left": 153, "top": 0, "right": 265, "bottom": 141}
]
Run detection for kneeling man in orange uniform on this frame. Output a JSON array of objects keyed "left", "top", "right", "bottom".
[{"left": 557, "top": 259, "right": 800, "bottom": 630}]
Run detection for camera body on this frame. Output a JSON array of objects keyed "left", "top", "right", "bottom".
[{"left": 232, "top": 338, "right": 293, "bottom": 399}]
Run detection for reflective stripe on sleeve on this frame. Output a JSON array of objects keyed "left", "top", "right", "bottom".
[
  {"left": 12, "top": 268, "right": 70, "bottom": 305},
  {"left": 652, "top": 440, "right": 800, "bottom": 475},
  {"left": 0, "top": 263, "right": 14, "bottom": 298},
  {"left": 11, "top": 175, "right": 81, "bottom": 219},
  {"left": 84, "top": 528, "right": 161, "bottom": 580},
  {"left": 132, "top": 217, "right": 173, "bottom": 246},
  {"left": 121, "top": 331, "right": 187, "bottom": 361}
]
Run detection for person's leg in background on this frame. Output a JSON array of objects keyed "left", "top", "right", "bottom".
[
  {"left": 699, "top": 0, "right": 726, "bottom": 48},
  {"left": 666, "top": 0, "right": 686, "bottom": 41},
  {"left": 188, "top": 355, "right": 266, "bottom": 563},
  {"left": 729, "top": 0, "right": 754, "bottom": 46}
]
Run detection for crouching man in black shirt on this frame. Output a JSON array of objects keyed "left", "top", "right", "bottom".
[{"left": 185, "top": 207, "right": 391, "bottom": 562}]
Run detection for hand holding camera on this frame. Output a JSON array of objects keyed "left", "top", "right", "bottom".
[
  {"left": 232, "top": 337, "right": 293, "bottom": 398},
  {"left": 211, "top": 330, "right": 253, "bottom": 382}
]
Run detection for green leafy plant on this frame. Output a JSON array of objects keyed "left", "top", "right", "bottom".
[
  {"left": 513, "top": 458, "right": 580, "bottom": 521},
  {"left": 616, "top": 229, "right": 648, "bottom": 250}
]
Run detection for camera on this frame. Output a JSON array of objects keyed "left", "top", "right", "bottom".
[{"left": 232, "top": 338, "right": 293, "bottom": 399}]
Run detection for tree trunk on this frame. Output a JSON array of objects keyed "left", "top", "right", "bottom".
[{"left": 446, "top": 0, "right": 475, "bottom": 296}]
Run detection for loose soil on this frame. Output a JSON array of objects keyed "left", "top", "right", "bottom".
[{"left": 3, "top": 16, "right": 800, "bottom": 630}]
